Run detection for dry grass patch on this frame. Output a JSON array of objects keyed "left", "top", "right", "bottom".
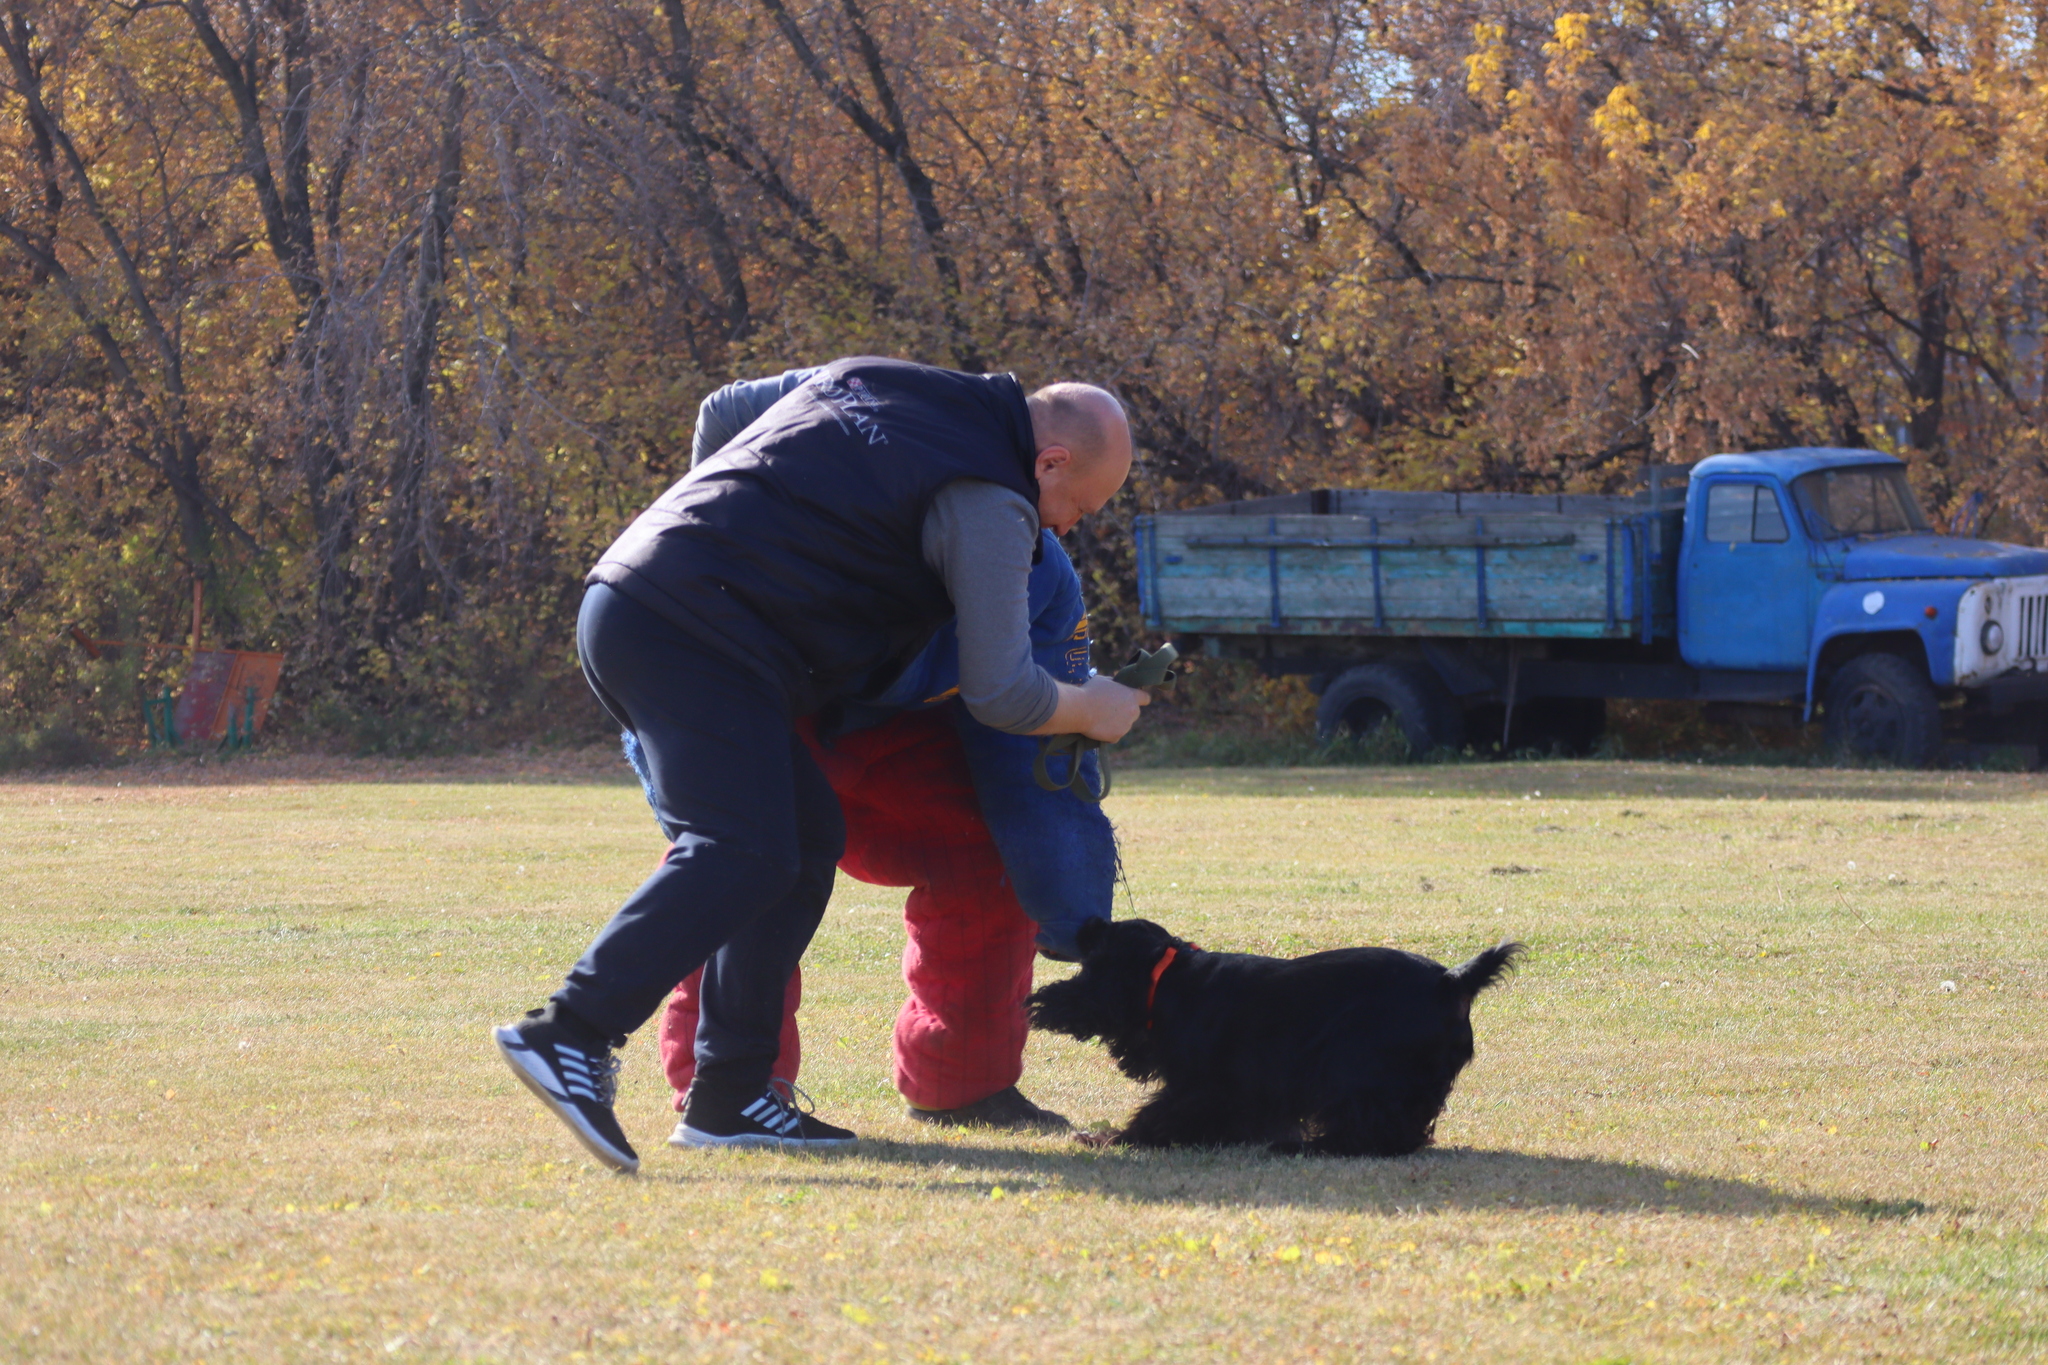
[{"left": 3, "top": 758, "right": 2047, "bottom": 1362}]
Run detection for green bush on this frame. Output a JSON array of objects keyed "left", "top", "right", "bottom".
[{"left": 0, "top": 722, "right": 108, "bottom": 772}]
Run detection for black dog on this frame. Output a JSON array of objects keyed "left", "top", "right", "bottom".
[{"left": 1028, "top": 918, "right": 1523, "bottom": 1156}]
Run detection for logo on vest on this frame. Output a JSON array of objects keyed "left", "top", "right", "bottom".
[{"left": 812, "top": 374, "right": 890, "bottom": 446}]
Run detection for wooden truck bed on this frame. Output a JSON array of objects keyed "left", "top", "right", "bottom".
[{"left": 1134, "top": 489, "right": 1681, "bottom": 642}]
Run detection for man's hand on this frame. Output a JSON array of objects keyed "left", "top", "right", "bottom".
[{"left": 1032, "top": 676, "right": 1150, "bottom": 743}]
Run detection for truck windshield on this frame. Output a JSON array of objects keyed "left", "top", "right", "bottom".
[{"left": 1790, "top": 466, "right": 1929, "bottom": 540}]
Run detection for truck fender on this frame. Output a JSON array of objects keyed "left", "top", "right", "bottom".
[{"left": 1803, "top": 579, "right": 1968, "bottom": 719}]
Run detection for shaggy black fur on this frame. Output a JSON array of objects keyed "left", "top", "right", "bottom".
[{"left": 1028, "top": 918, "right": 1524, "bottom": 1156}]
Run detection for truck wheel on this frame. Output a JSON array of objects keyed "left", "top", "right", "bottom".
[
  {"left": 1316, "top": 663, "right": 1462, "bottom": 760},
  {"left": 1823, "top": 653, "right": 1942, "bottom": 768}
]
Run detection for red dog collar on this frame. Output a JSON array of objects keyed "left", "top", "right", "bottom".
[{"left": 1144, "top": 943, "right": 1198, "bottom": 1028}]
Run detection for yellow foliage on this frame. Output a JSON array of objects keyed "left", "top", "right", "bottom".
[
  {"left": 1593, "top": 83, "right": 1655, "bottom": 152},
  {"left": 4, "top": 0, "right": 2048, "bottom": 742},
  {"left": 1467, "top": 22, "right": 1510, "bottom": 107},
  {"left": 1546, "top": 12, "right": 1594, "bottom": 65}
]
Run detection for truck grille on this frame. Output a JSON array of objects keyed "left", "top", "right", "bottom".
[{"left": 2020, "top": 592, "right": 2048, "bottom": 661}]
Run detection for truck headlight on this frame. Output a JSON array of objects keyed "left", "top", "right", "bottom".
[{"left": 1982, "top": 620, "right": 2005, "bottom": 654}]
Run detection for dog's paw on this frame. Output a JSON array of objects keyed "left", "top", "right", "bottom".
[{"left": 1071, "top": 1127, "right": 1123, "bottom": 1150}]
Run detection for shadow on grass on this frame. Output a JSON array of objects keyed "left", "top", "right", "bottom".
[{"left": 653, "top": 1138, "right": 1931, "bottom": 1222}]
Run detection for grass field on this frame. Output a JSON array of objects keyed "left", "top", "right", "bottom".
[{"left": 5, "top": 752, "right": 2048, "bottom": 1363}]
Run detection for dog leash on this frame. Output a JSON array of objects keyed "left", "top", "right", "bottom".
[{"left": 1034, "top": 642, "right": 1179, "bottom": 803}]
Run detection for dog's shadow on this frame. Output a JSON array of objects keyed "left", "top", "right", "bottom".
[{"left": 800, "top": 1138, "right": 1931, "bottom": 1221}]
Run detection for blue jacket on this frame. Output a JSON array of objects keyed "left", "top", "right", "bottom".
[{"left": 861, "top": 532, "right": 1116, "bottom": 959}]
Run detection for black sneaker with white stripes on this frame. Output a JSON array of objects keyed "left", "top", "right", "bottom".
[
  {"left": 493, "top": 1006, "right": 639, "bottom": 1174},
  {"left": 671, "top": 1079, "right": 858, "bottom": 1151}
]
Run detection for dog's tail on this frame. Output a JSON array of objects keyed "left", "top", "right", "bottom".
[{"left": 1444, "top": 941, "right": 1526, "bottom": 998}]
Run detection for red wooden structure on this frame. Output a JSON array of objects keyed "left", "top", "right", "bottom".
[
  {"left": 172, "top": 649, "right": 284, "bottom": 742},
  {"left": 68, "top": 579, "right": 284, "bottom": 745}
]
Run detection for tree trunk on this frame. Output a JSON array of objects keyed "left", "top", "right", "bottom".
[
  {"left": 658, "top": 0, "right": 750, "bottom": 342},
  {"left": 380, "top": 67, "right": 466, "bottom": 639}
]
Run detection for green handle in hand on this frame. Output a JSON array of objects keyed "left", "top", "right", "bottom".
[
  {"left": 1111, "top": 641, "right": 1180, "bottom": 691},
  {"left": 1034, "top": 642, "right": 1179, "bottom": 802}
]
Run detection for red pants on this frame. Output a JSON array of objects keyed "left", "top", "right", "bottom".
[{"left": 659, "top": 707, "right": 1039, "bottom": 1111}]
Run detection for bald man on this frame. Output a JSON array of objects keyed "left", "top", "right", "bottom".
[
  {"left": 650, "top": 365, "right": 1125, "bottom": 1137},
  {"left": 494, "top": 357, "right": 1146, "bottom": 1172}
]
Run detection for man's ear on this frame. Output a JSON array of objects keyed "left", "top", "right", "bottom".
[{"left": 1033, "top": 444, "right": 1072, "bottom": 480}]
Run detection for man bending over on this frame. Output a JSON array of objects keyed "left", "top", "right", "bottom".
[
  {"left": 493, "top": 358, "right": 1144, "bottom": 1172},
  {"left": 650, "top": 367, "right": 1122, "bottom": 1135}
]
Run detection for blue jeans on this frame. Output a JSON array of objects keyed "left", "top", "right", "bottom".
[{"left": 555, "top": 584, "right": 844, "bottom": 1102}]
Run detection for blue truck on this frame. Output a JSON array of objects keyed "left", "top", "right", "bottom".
[{"left": 1133, "top": 447, "right": 2048, "bottom": 766}]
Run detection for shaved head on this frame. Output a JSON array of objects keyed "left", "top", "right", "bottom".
[
  {"left": 1025, "top": 382, "right": 1134, "bottom": 536},
  {"left": 1026, "top": 383, "right": 1130, "bottom": 474}
]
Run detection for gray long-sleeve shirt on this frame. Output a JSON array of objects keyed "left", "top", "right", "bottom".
[{"left": 692, "top": 370, "right": 1059, "bottom": 734}]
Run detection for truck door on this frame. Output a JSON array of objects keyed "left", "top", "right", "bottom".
[{"left": 1679, "top": 479, "right": 1813, "bottom": 671}]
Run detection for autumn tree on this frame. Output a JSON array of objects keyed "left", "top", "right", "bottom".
[{"left": 6, "top": 0, "right": 2048, "bottom": 751}]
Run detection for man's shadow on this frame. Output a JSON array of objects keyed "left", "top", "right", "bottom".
[{"left": 686, "top": 1138, "right": 1931, "bottom": 1221}]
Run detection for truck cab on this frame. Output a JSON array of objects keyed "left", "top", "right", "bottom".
[{"left": 1680, "top": 449, "right": 2048, "bottom": 762}]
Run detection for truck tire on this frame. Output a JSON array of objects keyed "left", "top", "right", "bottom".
[
  {"left": 1316, "top": 663, "right": 1462, "bottom": 760},
  {"left": 1823, "top": 653, "right": 1942, "bottom": 768}
]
